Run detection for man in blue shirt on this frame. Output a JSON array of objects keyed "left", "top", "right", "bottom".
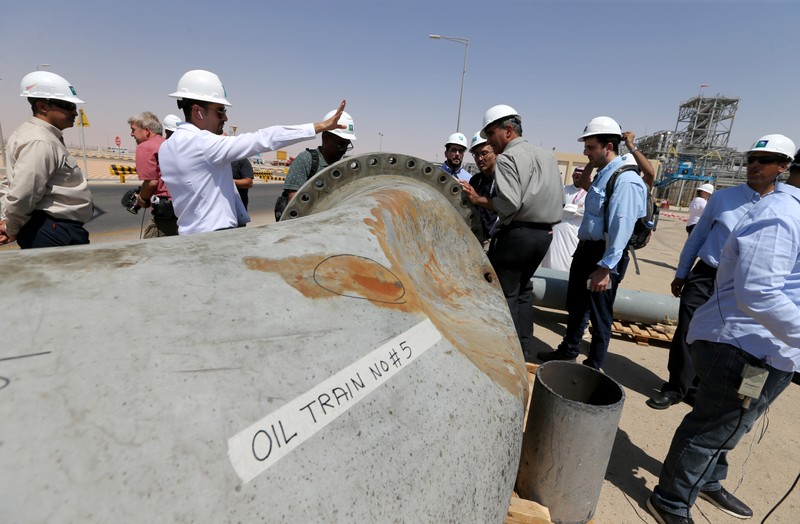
[
  {"left": 647, "top": 142, "right": 797, "bottom": 524},
  {"left": 647, "top": 134, "right": 797, "bottom": 410},
  {"left": 537, "top": 116, "right": 648, "bottom": 369},
  {"left": 439, "top": 132, "right": 471, "bottom": 181}
]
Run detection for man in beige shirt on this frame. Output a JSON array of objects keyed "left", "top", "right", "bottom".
[
  {"left": 479, "top": 104, "right": 564, "bottom": 359},
  {"left": 0, "top": 71, "right": 93, "bottom": 249}
]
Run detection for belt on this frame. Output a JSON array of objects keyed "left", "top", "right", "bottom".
[
  {"left": 693, "top": 259, "right": 718, "bottom": 275},
  {"left": 506, "top": 220, "right": 558, "bottom": 231},
  {"left": 33, "top": 210, "right": 85, "bottom": 226},
  {"left": 578, "top": 239, "right": 605, "bottom": 247}
]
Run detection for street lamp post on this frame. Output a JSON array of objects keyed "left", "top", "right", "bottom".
[
  {"left": 378, "top": 132, "right": 384, "bottom": 152},
  {"left": 428, "top": 34, "right": 469, "bottom": 133}
]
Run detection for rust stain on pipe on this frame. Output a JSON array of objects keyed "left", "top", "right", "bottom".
[
  {"left": 244, "top": 254, "right": 407, "bottom": 304},
  {"left": 365, "top": 191, "right": 527, "bottom": 400},
  {"left": 244, "top": 186, "right": 527, "bottom": 400}
]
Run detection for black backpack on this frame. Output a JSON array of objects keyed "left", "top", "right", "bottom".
[
  {"left": 274, "top": 148, "right": 320, "bottom": 221},
  {"left": 603, "top": 165, "right": 659, "bottom": 250}
]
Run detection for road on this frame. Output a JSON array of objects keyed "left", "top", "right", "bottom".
[{"left": 85, "top": 181, "right": 282, "bottom": 242}]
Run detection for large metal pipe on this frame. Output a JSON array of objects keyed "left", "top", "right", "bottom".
[
  {"left": 517, "top": 362, "right": 625, "bottom": 524},
  {"left": 532, "top": 268, "right": 679, "bottom": 325},
  {"left": 0, "top": 153, "right": 528, "bottom": 523}
]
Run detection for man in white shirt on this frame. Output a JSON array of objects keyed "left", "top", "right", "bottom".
[
  {"left": 685, "top": 183, "right": 713, "bottom": 235},
  {"left": 540, "top": 166, "right": 592, "bottom": 272},
  {"left": 159, "top": 69, "right": 346, "bottom": 235}
]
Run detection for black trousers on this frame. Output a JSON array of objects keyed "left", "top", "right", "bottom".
[
  {"left": 16, "top": 211, "right": 89, "bottom": 249},
  {"left": 488, "top": 223, "right": 552, "bottom": 352},
  {"left": 664, "top": 260, "right": 717, "bottom": 396},
  {"left": 558, "top": 240, "right": 627, "bottom": 369}
]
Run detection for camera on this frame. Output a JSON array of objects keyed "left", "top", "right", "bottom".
[{"left": 121, "top": 187, "right": 142, "bottom": 214}]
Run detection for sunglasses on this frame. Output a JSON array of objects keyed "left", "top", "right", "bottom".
[
  {"left": 746, "top": 155, "right": 783, "bottom": 165},
  {"left": 47, "top": 99, "right": 77, "bottom": 112}
]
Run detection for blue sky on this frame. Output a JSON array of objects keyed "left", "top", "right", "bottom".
[{"left": 2, "top": 0, "right": 798, "bottom": 163}]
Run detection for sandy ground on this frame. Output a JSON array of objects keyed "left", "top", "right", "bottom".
[
  {"left": 2, "top": 156, "right": 797, "bottom": 521},
  {"left": 527, "top": 213, "right": 800, "bottom": 523}
]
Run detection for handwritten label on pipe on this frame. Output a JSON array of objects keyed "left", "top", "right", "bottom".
[{"left": 227, "top": 318, "right": 441, "bottom": 483}]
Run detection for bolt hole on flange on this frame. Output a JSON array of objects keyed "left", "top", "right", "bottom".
[
  {"left": 451, "top": 185, "right": 461, "bottom": 194},
  {"left": 438, "top": 175, "right": 448, "bottom": 184},
  {"left": 388, "top": 157, "right": 397, "bottom": 165},
  {"left": 300, "top": 194, "right": 310, "bottom": 202},
  {"left": 331, "top": 169, "right": 342, "bottom": 178},
  {"left": 349, "top": 161, "right": 360, "bottom": 171},
  {"left": 314, "top": 180, "right": 326, "bottom": 190},
  {"left": 368, "top": 157, "right": 378, "bottom": 166},
  {"left": 423, "top": 166, "right": 433, "bottom": 175},
  {"left": 289, "top": 210, "right": 299, "bottom": 218},
  {"left": 405, "top": 159, "right": 416, "bottom": 169},
  {"left": 484, "top": 272, "right": 494, "bottom": 283}
]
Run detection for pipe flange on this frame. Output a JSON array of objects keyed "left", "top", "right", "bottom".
[{"left": 280, "top": 152, "right": 471, "bottom": 223}]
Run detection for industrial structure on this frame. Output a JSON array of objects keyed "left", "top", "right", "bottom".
[{"left": 636, "top": 93, "right": 747, "bottom": 207}]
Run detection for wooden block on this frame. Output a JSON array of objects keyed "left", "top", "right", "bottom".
[
  {"left": 522, "top": 363, "right": 538, "bottom": 432},
  {"left": 505, "top": 496, "right": 552, "bottom": 524}
]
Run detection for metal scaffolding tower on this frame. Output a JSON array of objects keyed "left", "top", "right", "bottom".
[
  {"left": 636, "top": 94, "right": 745, "bottom": 204},
  {"left": 673, "top": 94, "right": 739, "bottom": 154}
]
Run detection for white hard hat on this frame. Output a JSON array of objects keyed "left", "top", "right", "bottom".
[
  {"left": 469, "top": 131, "right": 487, "bottom": 152},
  {"left": 480, "top": 104, "right": 520, "bottom": 138},
  {"left": 323, "top": 110, "right": 357, "bottom": 141},
  {"left": 169, "top": 69, "right": 231, "bottom": 106},
  {"left": 747, "top": 134, "right": 796, "bottom": 160},
  {"left": 19, "top": 71, "right": 85, "bottom": 104},
  {"left": 162, "top": 114, "right": 182, "bottom": 132},
  {"left": 697, "top": 183, "right": 715, "bottom": 194},
  {"left": 620, "top": 153, "right": 638, "bottom": 168},
  {"left": 578, "top": 116, "right": 622, "bottom": 141},
  {"left": 445, "top": 132, "right": 468, "bottom": 149}
]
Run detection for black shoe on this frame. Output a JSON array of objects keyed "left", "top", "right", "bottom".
[
  {"left": 646, "top": 390, "right": 683, "bottom": 410},
  {"left": 646, "top": 496, "right": 694, "bottom": 524},
  {"left": 536, "top": 348, "right": 577, "bottom": 363},
  {"left": 699, "top": 487, "right": 753, "bottom": 519}
]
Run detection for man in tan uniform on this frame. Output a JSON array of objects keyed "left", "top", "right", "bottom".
[{"left": 0, "top": 70, "right": 93, "bottom": 248}]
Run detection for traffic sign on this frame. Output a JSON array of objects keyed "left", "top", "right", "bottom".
[{"left": 77, "top": 109, "right": 90, "bottom": 127}]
